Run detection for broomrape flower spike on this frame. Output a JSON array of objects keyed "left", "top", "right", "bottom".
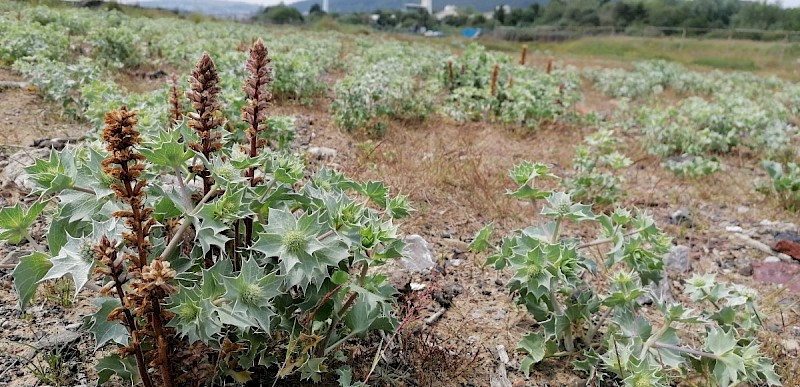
[
  {"left": 186, "top": 52, "right": 223, "bottom": 194},
  {"left": 242, "top": 39, "right": 273, "bottom": 248}
]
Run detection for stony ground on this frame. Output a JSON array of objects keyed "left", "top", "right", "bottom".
[{"left": 1, "top": 60, "right": 799, "bottom": 387}]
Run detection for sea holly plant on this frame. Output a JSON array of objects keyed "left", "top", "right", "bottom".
[
  {"left": 565, "top": 129, "right": 632, "bottom": 207},
  {"left": 472, "top": 162, "right": 780, "bottom": 386},
  {"left": 757, "top": 160, "right": 800, "bottom": 211},
  {"left": 8, "top": 41, "right": 411, "bottom": 386}
]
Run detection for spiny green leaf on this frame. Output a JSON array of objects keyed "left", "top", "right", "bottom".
[
  {"left": 85, "top": 297, "right": 129, "bottom": 350},
  {"left": 0, "top": 200, "right": 47, "bottom": 245},
  {"left": 358, "top": 181, "right": 388, "bottom": 207},
  {"left": 509, "top": 161, "right": 557, "bottom": 185},
  {"left": 469, "top": 223, "right": 494, "bottom": 253},
  {"left": 11, "top": 252, "right": 52, "bottom": 309},
  {"left": 386, "top": 194, "right": 412, "bottom": 219},
  {"left": 96, "top": 352, "right": 139, "bottom": 386},
  {"left": 39, "top": 233, "right": 95, "bottom": 296},
  {"left": 140, "top": 129, "right": 192, "bottom": 169}
]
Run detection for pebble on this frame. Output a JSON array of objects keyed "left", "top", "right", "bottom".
[
  {"left": 65, "top": 323, "right": 82, "bottom": 330},
  {"left": 400, "top": 235, "right": 436, "bottom": 273},
  {"left": 306, "top": 146, "right": 337, "bottom": 160},
  {"left": 782, "top": 338, "right": 799, "bottom": 353},
  {"left": 663, "top": 245, "right": 691, "bottom": 273},
  {"left": 447, "top": 258, "right": 464, "bottom": 267},
  {"left": 738, "top": 264, "right": 753, "bottom": 276},
  {"left": 764, "top": 256, "right": 782, "bottom": 263},
  {"left": 669, "top": 207, "right": 693, "bottom": 227}
]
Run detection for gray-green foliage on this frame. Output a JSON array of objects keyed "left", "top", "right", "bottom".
[
  {"left": 565, "top": 129, "right": 632, "bottom": 206},
  {"left": 758, "top": 161, "right": 800, "bottom": 211},
  {"left": 472, "top": 162, "right": 781, "bottom": 386},
  {"left": 442, "top": 44, "right": 581, "bottom": 128}
]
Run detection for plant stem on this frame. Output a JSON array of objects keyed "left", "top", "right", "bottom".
[
  {"left": 639, "top": 322, "right": 672, "bottom": 359},
  {"left": 652, "top": 342, "right": 720, "bottom": 361},
  {"left": 112, "top": 280, "right": 154, "bottom": 387},
  {"left": 587, "top": 307, "right": 613, "bottom": 344},
  {"left": 119, "top": 162, "right": 148, "bottom": 268},
  {"left": 548, "top": 216, "right": 574, "bottom": 351},
  {"left": 577, "top": 226, "right": 649, "bottom": 250},
  {"left": 147, "top": 295, "right": 174, "bottom": 387},
  {"left": 161, "top": 185, "right": 219, "bottom": 260},
  {"left": 172, "top": 167, "right": 192, "bottom": 206},
  {"left": 69, "top": 186, "right": 96, "bottom": 195},
  {"left": 551, "top": 217, "right": 562, "bottom": 244},
  {"left": 320, "top": 260, "right": 369, "bottom": 356}
]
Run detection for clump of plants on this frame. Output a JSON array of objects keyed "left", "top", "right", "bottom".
[
  {"left": 757, "top": 160, "right": 800, "bottom": 211},
  {"left": 565, "top": 129, "right": 632, "bottom": 207},
  {"left": 471, "top": 162, "right": 780, "bottom": 386},
  {"left": 441, "top": 44, "right": 580, "bottom": 129},
  {"left": 663, "top": 156, "right": 722, "bottom": 178},
  {"left": 8, "top": 41, "right": 412, "bottom": 386}
]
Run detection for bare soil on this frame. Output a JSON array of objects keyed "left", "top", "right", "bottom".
[{"left": 0, "top": 69, "right": 86, "bottom": 148}]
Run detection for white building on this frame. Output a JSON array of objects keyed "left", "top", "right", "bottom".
[{"left": 435, "top": 5, "right": 459, "bottom": 20}]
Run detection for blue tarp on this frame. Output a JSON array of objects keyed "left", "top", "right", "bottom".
[{"left": 462, "top": 28, "right": 482, "bottom": 38}]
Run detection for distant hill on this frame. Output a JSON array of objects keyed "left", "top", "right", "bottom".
[
  {"left": 118, "top": 0, "right": 264, "bottom": 17},
  {"left": 290, "top": 0, "right": 543, "bottom": 14}
]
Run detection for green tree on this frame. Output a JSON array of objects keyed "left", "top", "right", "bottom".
[{"left": 255, "top": 4, "right": 304, "bottom": 25}]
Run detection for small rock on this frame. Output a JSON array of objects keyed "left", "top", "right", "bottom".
[
  {"left": 306, "top": 146, "right": 337, "bottom": 160},
  {"left": 400, "top": 235, "right": 435, "bottom": 273},
  {"left": 1, "top": 320, "right": 10, "bottom": 329},
  {"left": 726, "top": 226, "right": 744, "bottom": 233},
  {"left": 664, "top": 245, "right": 691, "bottom": 273},
  {"left": 446, "top": 258, "right": 464, "bottom": 268},
  {"left": 36, "top": 330, "right": 81, "bottom": 350},
  {"left": 737, "top": 206, "right": 749, "bottom": 214},
  {"left": 669, "top": 207, "right": 693, "bottom": 227},
  {"left": 759, "top": 220, "right": 797, "bottom": 233},
  {"left": 440, "top": 237, "right": 469, "bottom": 252},
  {"left": 752, "top": 262, "right": 800, "bottom": 291},
  {"left": 782, "top": 339, "right": 799, "bottom": 353},
  {"left": 65, "top": 323, "right": 82, "bottom": 331},
  {"left": 775, "top": 232, "right": 800, "bottom": 244},
  {"left": 467, "top": 335, "right": 480, "bottom": 345},
  {"left": 493, "top": 308, "right": 508, "bottom": 320},
  {"left": 774, "top": 240, "right": 800, "bottom": 261},
  {"left": 738, "top": 264, "right": 754, "bottom": 276},
  {"left": 32, "top": 137, "right": 84, "bottom": 150},
  {"left": 764, "top": 256, "right": 782, "bottom": 263},
  {"left": 1, "top": 148, "right": 51, "bottom": 192}
]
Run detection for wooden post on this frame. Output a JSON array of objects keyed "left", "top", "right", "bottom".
[
  {"left": 520, "top": 45, "right": 527, "bottom": 65},
  {"left": 490, "top": 64, "right": 499, "bottom": 97}
]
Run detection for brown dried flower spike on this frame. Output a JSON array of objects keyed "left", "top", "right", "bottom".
[
  {"left": 186, "top": 53, "right": 224, "bottom": 194},
  {"left": 242, "top": 39, "right": 273, "bottom": 247},
  {"left": 167, "top": 74, "right": 183, "bottom": 129},
  {"left": 101, "top": 106, "right": 155, "bottom": 268},
  {"left": 242, "top": 39, "right": 273, "bottom": 147}
]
